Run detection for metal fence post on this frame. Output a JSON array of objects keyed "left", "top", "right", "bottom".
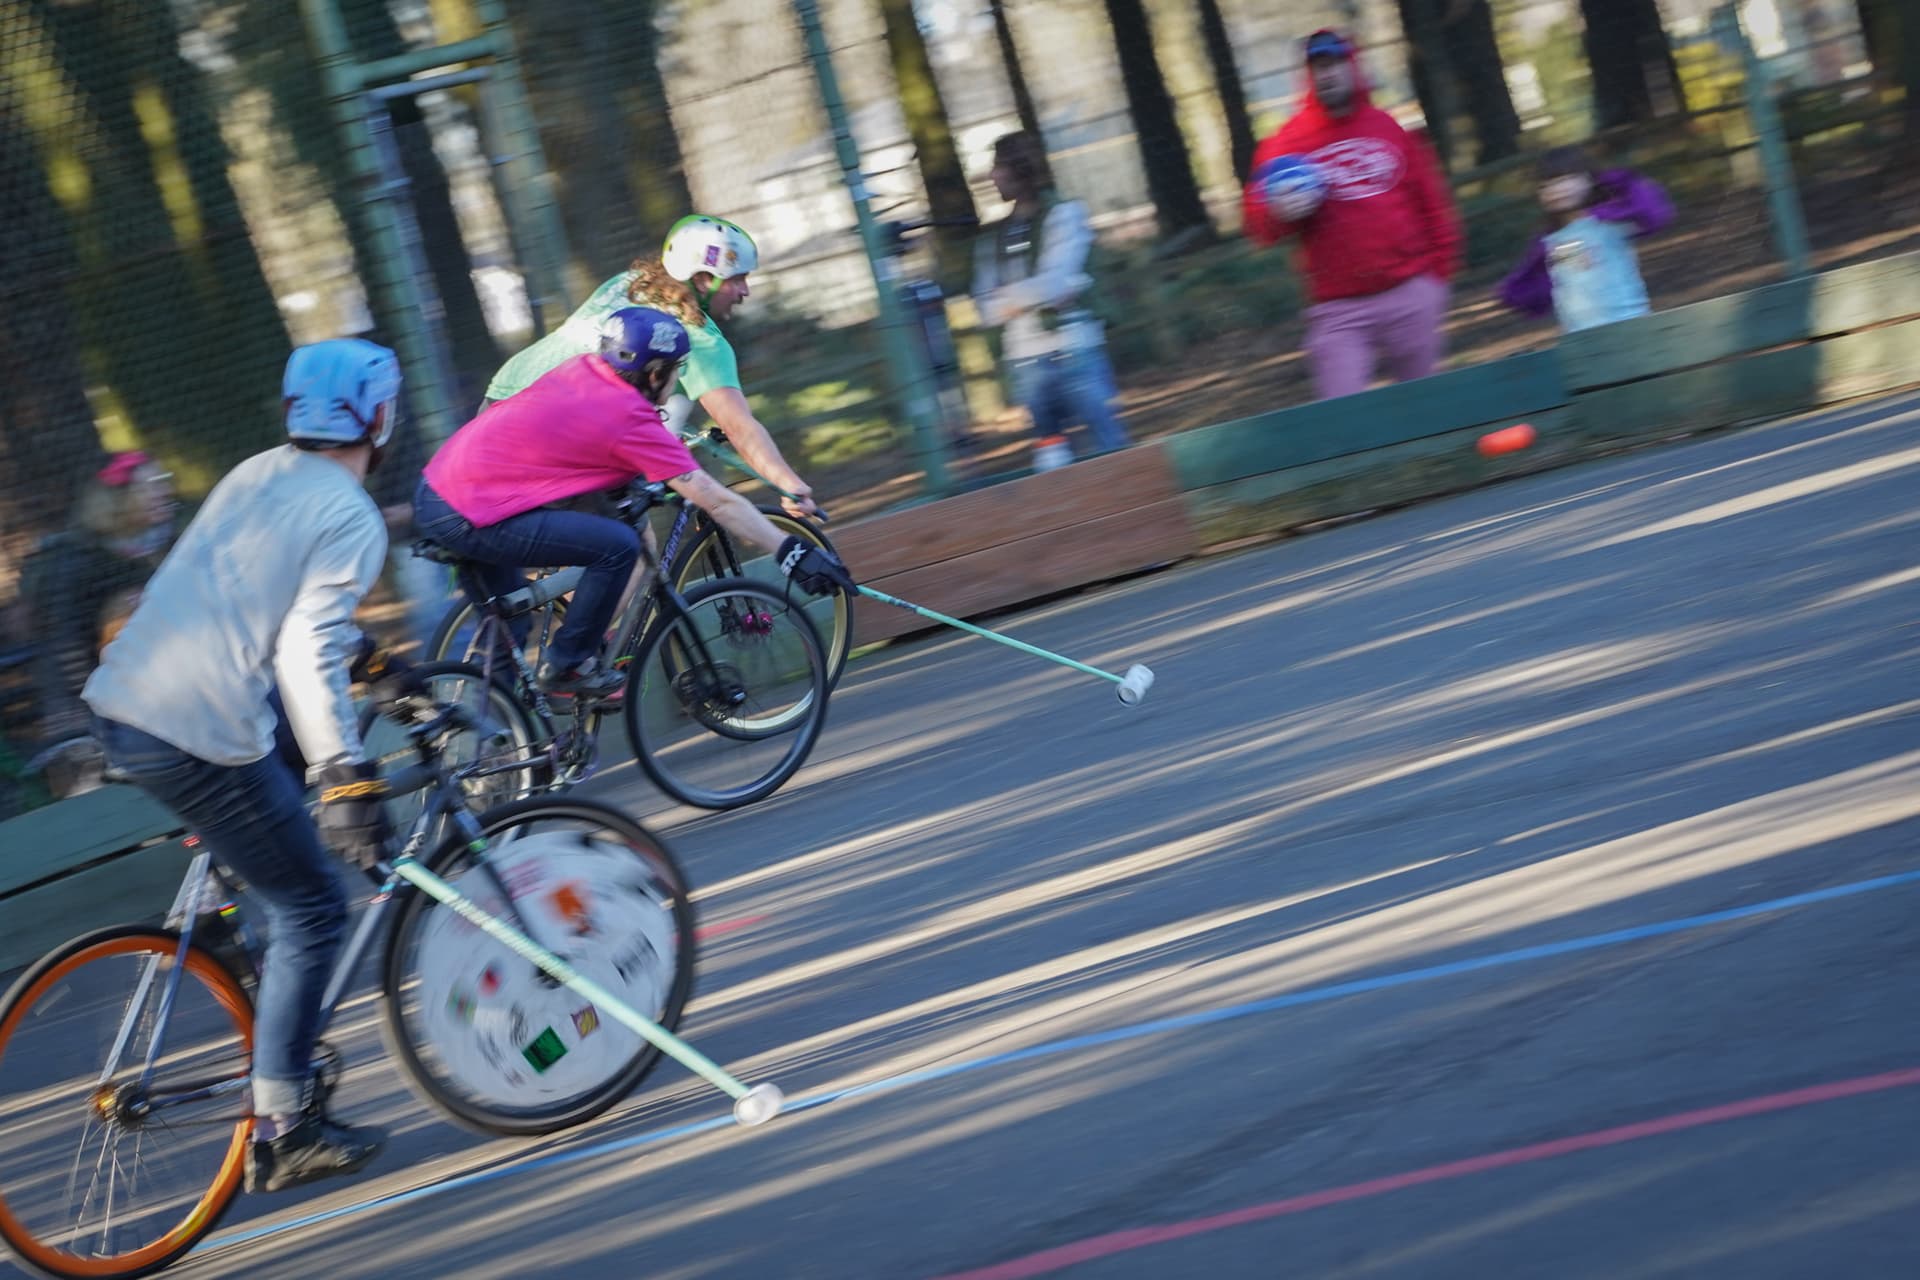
[
  {"left": 471, "top": 0, "right": 580, "bottom": 325},
  {"left": 1715, "top": 3, "right": 1812, "bottom": 278},
  {"left": 297, "top": 0, "right": 461, "bottom": 446},
  {"left": 792, "top": 0, "right": 953, "bottom": 499}
]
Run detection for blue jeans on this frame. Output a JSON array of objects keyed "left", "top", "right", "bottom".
[
  {"left": 413, "top": 480, "right": 639, "bottom": 672},
  {"left": 91, "top": 716, "right": 347, "bottom": 1118},
  {"left": 1009, "top": 345, "right": 1131, "bottom": 456}
]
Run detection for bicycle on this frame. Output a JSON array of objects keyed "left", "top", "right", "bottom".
[
  {"left": 0, "top": 693, "right": 696, "bottom": 1280},
  {"left": 427, "top": 429, "right": 853, "bottom": 692},
  {"left": 420, "top": 478, "right": 835, "bottom": 810}
]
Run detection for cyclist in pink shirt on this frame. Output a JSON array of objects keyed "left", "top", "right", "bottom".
[{"left": 414, "top": 307, "right": 855, "bottom": 696}]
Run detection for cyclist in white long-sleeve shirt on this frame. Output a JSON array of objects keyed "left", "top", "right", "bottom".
[{"left": 84, "top": 339, "right": 408, "bottom": 1194}]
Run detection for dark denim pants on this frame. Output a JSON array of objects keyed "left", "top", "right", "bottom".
[
  {"left": 413, "top": 480, "right": 639, "bottom": 673},
  {"left": 1009, "top": 344, "right": 1131, "bottom": 455},
  {"left": 92, "top": 716, "right": 346, "bottom": 1117}
]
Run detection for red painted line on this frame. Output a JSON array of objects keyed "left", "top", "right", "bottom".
[
  {"left": 694, "top": 913, "right": 769, "bottom": 942},
  {"left": 931, "top": 1066, "right": 1920, "bottom": 1280}
]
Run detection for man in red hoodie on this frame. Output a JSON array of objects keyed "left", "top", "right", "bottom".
[{"left": 1243, "top": 29, "right": 1462, "bottom": 401}]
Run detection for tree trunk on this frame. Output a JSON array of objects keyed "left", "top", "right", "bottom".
[
  {"left": 1103, "top": 0, "right": 1214, "bottom": 242},
  {"left": 878, "top": 0, "right": 980, "bottom": 290},
  {"left": 987, "top": 0, "right": 1048, "bottom": 177},
  {"left": 1442, "top": 0, "right": 1521, "bottom": 164},
  {"left": 1194, "top": 0, "right": 1257, "bottom": 182},
  {"left": 339, "top": 0, "right": 501, "bottom": 407},
  {"left": 1580, "top": 0, "right": 1687, "bottom": 130},
  {"left": 26, "top": 0, "right": 289, "bottom": 486},
  {"left": 514, "top": 0, "right": 693, "bottom": 278},
  {"left": 0, "top": 104, "right": 102, "bottom": 545},
  {"left": 1396, "top": 0, "right": 1461, "bottom": 168},
  {"left": 1857, "top": 0, "right": 1920, "bottom": 143}
]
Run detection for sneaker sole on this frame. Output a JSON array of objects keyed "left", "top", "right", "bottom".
[{"left": 246, "top": 1143, "right": 383, "bottom": 1194}]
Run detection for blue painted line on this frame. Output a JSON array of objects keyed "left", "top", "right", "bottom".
[
  {"left": 202, "top": 864, "right": 1920, "bottom": 1254},
  {"left": 204, "top": 1113, "right": 735, "bottom": 1250}
]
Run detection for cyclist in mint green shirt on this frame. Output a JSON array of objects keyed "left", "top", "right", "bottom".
[{"left": 484, "top": 215, "right": 820, "bottom": 519}]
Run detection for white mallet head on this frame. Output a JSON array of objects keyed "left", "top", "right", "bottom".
[
  {"left": 733, "top": 1082, "right": 785, "bottom": 1126},
  {"left": 1116, "top": 664, "right": 1154, "bottom": 707}
]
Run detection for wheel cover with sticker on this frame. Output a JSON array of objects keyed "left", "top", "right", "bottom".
[{"left": 412, "top": 831, "right": 681, "bottom": 1109}]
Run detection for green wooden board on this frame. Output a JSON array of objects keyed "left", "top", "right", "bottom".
[
  {"left": 1167, "top": 350, "right": 1569, "bottom": 492},
  {"left": 1559, "top": 250, "right": 1920, "bottom": 392},
  {"left": 1183, "top": 408, "right": 1581, "bottom": 545},
  {"left": 1572, "top": 320, "right": 1920, "bottom": 441},
  {"left": 0, "top": 838, "right": 194, "bottom": 975},
  {"left": 0, "top": 784, "right": 182, "bottom": 899}
]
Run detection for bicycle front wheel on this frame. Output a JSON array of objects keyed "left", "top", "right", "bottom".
[
  {"left": 0, "top": 927, "right": 253, "bottom": 1280},
  {"left": 668, "top": 509, "right": 851, "bottom": 691},
  {"left": 623, "top": 579, "right": 830, "bottom": 810},
  {"left": 380, "top": 797, "right": 696, "bottom": 1137}
]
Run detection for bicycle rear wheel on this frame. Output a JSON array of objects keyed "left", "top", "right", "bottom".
[
  {"left": 0, "top": 927, "right": 253, "bottom": 1280},
  {"left": 380, "top": 797, "right": 695, "bottom": 1137},
  {"left": 623, "top": 579, "right": 830, "bottom": 810},
  {"left": 427, "top": 595, "right": 566, "bottom": 674}
]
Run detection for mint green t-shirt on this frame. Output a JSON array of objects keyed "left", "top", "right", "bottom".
[{"left": 484, "top": 272, "right": 740, "bottom": 407}]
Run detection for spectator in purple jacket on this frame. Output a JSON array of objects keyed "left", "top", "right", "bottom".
[{"left": 1499, "top": 146, "right": 1674, "bottom": 334}]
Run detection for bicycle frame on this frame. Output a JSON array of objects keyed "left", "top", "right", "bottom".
[
  {"left": 107, "top": 733, "right": 528, "bottom": 1122},
  {"left": 99, "top": 699, "right": 770, "bottom": 1127},
  {"left": 455, "top": 489, "right": 748, "bottom": 781}
]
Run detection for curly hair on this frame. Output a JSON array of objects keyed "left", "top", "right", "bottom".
[{"left": 625, "top": 256, "right": 706, "bottom": 328}]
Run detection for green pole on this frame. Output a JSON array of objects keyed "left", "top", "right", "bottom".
[
  {"left": 792, "top": 0, "right": 953, "bottom": 498},
  {"left": 298, "top": 0, "right": 461, "bottom": 445},
  {"left": 1715, "top": 4, "right": 1812, "bottom": 277},
  {"left": 473, "top": 0, "right": 580, "bottom": 324}
]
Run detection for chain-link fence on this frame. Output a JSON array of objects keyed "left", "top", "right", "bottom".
[{"left": 0, "top": 0, "right": 1913, "bottom": 810}]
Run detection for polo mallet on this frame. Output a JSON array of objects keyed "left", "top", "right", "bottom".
[
  {"left": 388, "top": 855, "right": 785, "bottom": 1126},
  {"left": 855, "top": 584, "right": 1154, "bottom": 706},
  {"left": 688, "top": 432, "right": 1152, "bottom": 705}
]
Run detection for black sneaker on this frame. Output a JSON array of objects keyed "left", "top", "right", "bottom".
[
  {"left": 244, "top": 1113, "right": 385, "bottom": 1193},
  {"left": 536, "top": 656, "right": 624, "bottom": 699}
]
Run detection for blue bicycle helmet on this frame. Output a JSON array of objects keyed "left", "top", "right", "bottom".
[
  {"left": 598, "top": 307, "right": 691, "bottom": 375},
  {"left": 283, "top": 338, "right": 402, "bottom": 448}
]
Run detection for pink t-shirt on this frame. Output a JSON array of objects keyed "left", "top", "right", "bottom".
[{"left": 424, "top": 355, "right": 699, "bottom": 526}]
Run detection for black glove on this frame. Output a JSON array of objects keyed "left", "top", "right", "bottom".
[
  {"left": 776, "top": 535, "right": 857, "bottom": 597},
  {"left": 314, "top": 761, "right": 393, "bottom": 870}
]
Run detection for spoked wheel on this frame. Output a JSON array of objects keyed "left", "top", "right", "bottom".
[
  {"left": 622, "top": 579, "right": 830, "bottom": 810},
  {"left": 667, "top": 509, "right": 851, "bottom": 697},
  {"left": 380, "top": 797, "right": 695, "bottom": 1137},
  {"left": 0, "top": 927, "right": 254, "bottom": 1280},
  {"left": 358, "top": 661, "right": 554, "bottom": 837}
]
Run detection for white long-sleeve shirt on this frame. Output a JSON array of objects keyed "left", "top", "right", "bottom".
[
  {"left": 971, "top": 198, "right": 1106, "bottom": 360},
  {"left": 84, "top": 445, "right": 386, "bottom": 769}
]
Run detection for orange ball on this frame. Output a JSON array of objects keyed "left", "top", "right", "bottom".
[{"left": 1477, "top": 422, "right": 1538, "bottom": 457}]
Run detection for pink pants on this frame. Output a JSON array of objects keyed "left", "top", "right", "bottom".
[{"left": 1304, "top": 273, "right": 1450, "bottom": 401}]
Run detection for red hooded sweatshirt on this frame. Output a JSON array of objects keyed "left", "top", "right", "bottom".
[{"left": 1242, "top": 31, "right": 1462, "bottom": 305}]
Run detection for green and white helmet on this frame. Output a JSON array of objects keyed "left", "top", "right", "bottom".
[{"left": 661, "top": 214, "right": 759, "bottom": 284}]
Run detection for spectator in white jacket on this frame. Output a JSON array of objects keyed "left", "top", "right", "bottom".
[{"left": 972, "top": 132, "right": 1130, "bottom": 471}]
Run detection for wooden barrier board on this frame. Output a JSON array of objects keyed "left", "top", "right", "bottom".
[
  {"left": 1164, "top": 350, "right": 1569, "bottom": 492},
  {"left": 1573, "top": 317, "right": 1920, "bottom": 441},
  {"left": 835, "top": 444, "right": 1196, "bottom": 643},
  {"left": 0, "top": 783, "right": 180, "bottom": 900},
  {"left": 1558, "top": 249, "right": 1920, "bottom": 392}
]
